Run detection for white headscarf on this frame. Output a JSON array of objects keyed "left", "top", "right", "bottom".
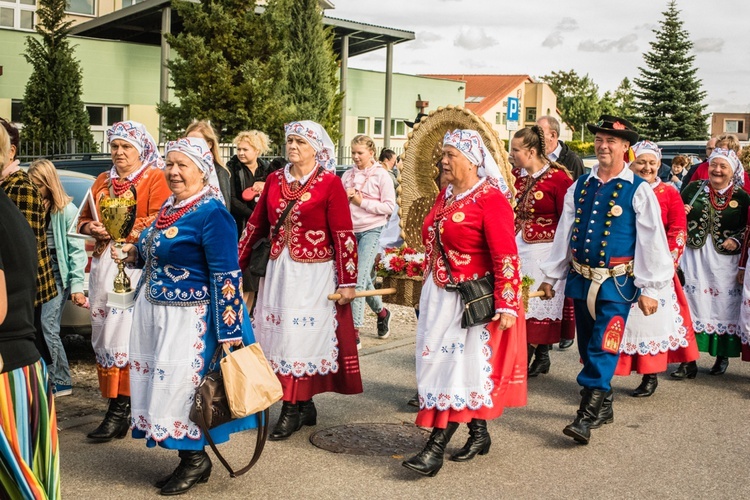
[
  {"left": 632, "top": 140, "right": 662, "bottom": 160},
  {"left": 164, "top": 137, "right": 224, "bottom": 204},
  {"left": 442, "top": 129, "right": 510, "bottom": 198},
  {"left": 284, "top": 120, "right": 336, "bottom": 171},
  {"left": 708, "top": 147, "right": 744, "bottom": 187},
  {"left": 107, "top": 121, "right": 165, "bottom": 172}
]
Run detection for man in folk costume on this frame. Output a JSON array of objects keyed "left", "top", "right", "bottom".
[{"left": 539, "top": 115, "right": 674, "bottom": 444}]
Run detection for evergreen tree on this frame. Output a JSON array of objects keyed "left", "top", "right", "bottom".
[
  {"left": 21, "top": 0, "right": 95, "bottom": 154},
  {"left": 633, "top": 0, "right": 708, "bottom": 141},
  {"left": 266, "top": 0, "right": 342, "bottom": 142},
  {"left": 541, "top": 70, "right": 601, "bottom": 141},
  {"left": 600, "top": 78, "right": 637, "bottom": 122}
]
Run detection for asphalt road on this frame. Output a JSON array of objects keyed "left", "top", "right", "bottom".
[{"left": 58, "top": 338, "right": 750, "bottom": 499}]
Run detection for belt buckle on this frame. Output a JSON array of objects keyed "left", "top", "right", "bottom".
[
  {"left": 580, "top": 264, "right": 592, "bottom": 280},
  {"left": 611, "top": 264, "right": 626, "bottom": 277}
]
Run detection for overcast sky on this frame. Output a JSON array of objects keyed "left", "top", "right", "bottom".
[{"left": 330, "top": 0, "right": 749, "bottom": 113}]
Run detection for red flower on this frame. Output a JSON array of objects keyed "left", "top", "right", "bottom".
[
  {"left": 401, "top": 247, "right": 417, "bottom": 256},
  {"left": 390, "top": 256, "right": 407, "bottom": 272},
  {"left": 612, "top": 121, "right": 625, "bottom": 130},
  {"left": 405, "top": 260, "right": 423, "bottom": 277}
]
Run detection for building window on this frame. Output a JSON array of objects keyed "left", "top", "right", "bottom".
[
  {"left": 390, "top": 119, "right": 406, "bottom": 138},
  {"left": 357, "top": 117, "right": 368, "bottom": 135},
  {"left": 525, "top": 107, "right": 537, "bottom": 123},
  {"left": 373, "top": 118, "right": 383, "bottom": 137},
  {"left": 496, "top": 112, "right": 507, "bottom": 125},
  {"left": 122, "top": 0, "right": 148, "bottom": 7},
  {"left": 725, "top": 119, "right": 745, "bottom": 134},
  {"left": 86, "top": 105, "right": 126, "bottom": 144},
  {"left": 465, "top": 96, "right": 484, "bottom": 103},
  {"left": 65, "top": 0, "right": 94, "bottom": 15},
  {"left": 10, "top": 99, "right": 24, "bottom": 124},
  {"left": 0, "top": 0, "right": 36, "bottom": 31}
]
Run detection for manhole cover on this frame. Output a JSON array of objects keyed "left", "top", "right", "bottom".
[{"left": 310, "top": 423, "right": 430, "bottom": 456}]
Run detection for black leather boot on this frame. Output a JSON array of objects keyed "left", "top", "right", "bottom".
[
  {"left": 160, "top": 450, "right": 212, "bottom": 496},
  {"left": 528, "top": 344, "right": 551, "bottom": 377},
  {"left": 407, "top": 393, "right": 420, "bottom": 407},
  {"left": 449, "top": 419, "right": 491, "bottom": 462},
  {"left": 402, "top": 422, "right": 458, "bottom": 477},
  {"left": 527, "top": 344, "right": 535, "bottom": 366},
  {"left": 589, "top": 390, "right": 613, "bottom": 429},
  {"left": 87, "top": 395, "right": 130, "bottom": 442},
  {"left": 632, "top": 374, "right": 658, "bottom": 397},
  {"left": 298, "top": 399, "right": 317, "bottom": 427},
  {"left": 269, "top": 401, "right": 302, "bottom": 441},
  {"left": 670, "top": 361, "right": 698, "bottom": 380},
  {"left": 563, "top": 388, "right": 606, "bottom": 444},
  {"left": 709, "top": 356, "right": 729, "bottom": 375}
]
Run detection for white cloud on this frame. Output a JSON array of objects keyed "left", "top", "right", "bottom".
[
  {"left": 453, "top": 28, "right": 498, "bottom": 50},
  {"left": 542, "top": 31, "right": 564, "bottom": 48},
  {"left": 693, "top": 38, "right": 724, "bottom": 53},
  {"left": 578, "top": 34, "right": 638, "bottom": 53},
  {"left": 556, "top": 17, "right": 578, "bottom": 31},
  {"left": 411, "top": 31, "right": 443, "bottom": 49}
]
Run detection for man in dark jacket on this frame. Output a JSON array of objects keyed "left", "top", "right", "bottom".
[{"left": 538, "top": 115, "right": 585, "bottom": 180}]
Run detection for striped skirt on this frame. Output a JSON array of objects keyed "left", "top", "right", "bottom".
[{"left": 0, "top": 360, "right": 60, "bottom": 500}]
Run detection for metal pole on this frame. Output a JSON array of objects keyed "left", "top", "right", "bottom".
[
  {"left": 338, "top": 35, "right": 349, "bottom": 165},
  {"left": 383, "top": 42, "right": 393, "bottom": 148},
  {"left": 159, "top": 6, "right": 171, "bottom": 143}
]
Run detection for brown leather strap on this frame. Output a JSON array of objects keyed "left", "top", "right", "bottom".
[{"left": 196, "top": 408, "right": 269, "bottom": 478}]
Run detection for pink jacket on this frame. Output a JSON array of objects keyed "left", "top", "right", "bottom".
[{"left": 340, "top": 163, "right": 396, "bottom": 233}]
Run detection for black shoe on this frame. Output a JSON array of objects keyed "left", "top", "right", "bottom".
[
  {"left": 558, "top": 338, "right": 575, "bottom": 350},
  {"left": 298, "top": 399, "right": 317, "bottom": 427},
  {"left": 377, "top": 309, "right": 391, "bottom": 338},
  {"left": 709, "top": 356, "right": 729, "bottom": 375},
  {"left": 632, "top": 374, "right": 658, "bottom": 397},
  {"left": 160, "top": 450, "right": 211, "bottom": 496},
  {"left": 563, "top": 388, "right": 606, "bottom": 445},
  {"left": 407, "top": 393, "right": 419, "bottom": 408},
  {"left": 87, "top": 395, "right": 130, "bottom": 442},
  {"left": 670, "top": 361, "right": 698, "bottom": 380},
  {"left": 449, "top": 419, "right": 491, "bottom": 462},
  {"left": 527, "top": 344, "right": 535, "bottom": 366},
  {"left": 528, "top": 344, "right": 551, "bottom": 377},
  {"left": 402, "top": 423, "right": 458, "bottom": 477},
  {"left": 269, "top": 401, "right": 302, "bottom": 441},
  {"left": 589, "top": 390, "right": 613, "bottom": 429}
]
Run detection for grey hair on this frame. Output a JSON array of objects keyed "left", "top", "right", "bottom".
[{"left": 539, "top": 115, "right": 560, "bottom": 137}]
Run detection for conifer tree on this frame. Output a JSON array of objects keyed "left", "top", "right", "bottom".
[
  {"left": 21, "top": 0, "right": 95, "bottom": 154},
  {"left": 633, "top": 0, "right": 708, "bottom": 141}
]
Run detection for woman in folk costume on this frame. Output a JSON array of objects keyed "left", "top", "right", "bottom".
[
  {"left": 402, "top": 129, "right": 527, "bottom": 477},
  {"left": 510, "top": 126, "right": 573, "bottom": 376},
  {"left": 118, "top": 138, "right": 257, "bottom": 495},
  {"left": 614, "top": 141, "right": 699, "bottom": 396},
  {"left": 678, "top": 148, "right": 750, "bottom": 376},
  {"left": 238, "top": 121, "right": 363, "bottom": 441},
  {"left": 77, "top": 121, "right": 171, "bottom": 442}
]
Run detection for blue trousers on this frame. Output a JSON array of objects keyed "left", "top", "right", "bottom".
[
  {"left": 352, "top": 227, "right": 385, "bottom": 328},
  {"left": 573, "top": 299, "right": 633, "bottom": 391}
]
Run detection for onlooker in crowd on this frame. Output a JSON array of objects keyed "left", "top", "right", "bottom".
[
  {"left": 78, "top": 121, "right": 171, "bottom": 443},
  {"left": 238, "top": 120, "right": 363, "bottom": 441},
  {"left": 613, "top": 141, "right": 698, "bottom": 397},
  {"left": 537, "top": 115, "right": 585, "bottom": 180},
  {"left": 378, "top": 149, "right": 404, "bottom": 251},
  {"left": 539, "top": 115, "right": 673, "bottom": 445},
  {"left": 402, "top": 129, "right": 525, "bottom": 477},
  {"left": 0, "top": 118, "right": 56, "bottom": 364},
  {"left": 341, "top": 135, "right": 396, "bottom": 340},
  {"left": 227, "top": 130, "right": 272, "bottom": 236},
  {"left": 510, "top": 126, "right": 573, "bottom": 377},
  {"left": 185, "top": 120, "right": 232, "bottom": 205},
  {"left": 119, "top": 137, "right": 258, "bottom": 496},
  {"left": 666, "top": 154, "right": 691, "bottom": 190},
  {"left": 0, "top": 124, "right": 61, "bottom": 499},
  {"left": 227, "top": 130, "right": 273, "bottom": 307},
  {"left": 678, "top": 148, "right": 750, "bottom": 377},
  {"left": 682, "top": 135, "right": 750, "bottom": 191},
  {"left": 680, "top": 137, "right": 716, "bottom": 190},
  {"left": 28, "top": 159, "right": 88, "bottom": 397}
]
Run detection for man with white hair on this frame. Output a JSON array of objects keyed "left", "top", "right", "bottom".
[{"left": 537, "top": 115, "right": 585, "bottom": 180}]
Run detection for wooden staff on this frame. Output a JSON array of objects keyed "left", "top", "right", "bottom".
[{"left": 327, "top": 288, "right": 397, "bottom": 301}]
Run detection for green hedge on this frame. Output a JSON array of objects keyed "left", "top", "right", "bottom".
[{"left": 566, "top": 140, "right": 595, "bottom": 156}]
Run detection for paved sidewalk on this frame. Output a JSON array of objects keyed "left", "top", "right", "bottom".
[{"left": 59, "top": 340, "right": 750, "bottom": 499}]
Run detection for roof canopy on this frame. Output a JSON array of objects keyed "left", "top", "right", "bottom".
[{"left": 70, "top": 0, "right": 414, "bottom": 57}]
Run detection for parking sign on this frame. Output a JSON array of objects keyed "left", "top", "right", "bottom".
[{"left": 506, "top": 97, "right": 519, "bottom": 122}]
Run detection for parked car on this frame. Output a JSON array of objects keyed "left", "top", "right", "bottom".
[{"left": 21, "top": 153, "right": 112, "bottom": 178}]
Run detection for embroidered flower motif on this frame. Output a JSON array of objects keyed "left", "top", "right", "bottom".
[
  {"left": 221, "top": 279, "right": 236, "bottom": 301},
  {"left": 345, "top": 236, "right": 355, "bottom": 252},
  {"left": 222, "top": 306, "right": 237, "bottom": 326}
]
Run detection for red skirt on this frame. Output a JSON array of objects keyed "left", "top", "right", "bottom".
[
  {"left": 277, "top": 303, "right": 363, "bottom": 403},
  {"left": 416, "top": 309, "right": 528, "bottom": 429}
]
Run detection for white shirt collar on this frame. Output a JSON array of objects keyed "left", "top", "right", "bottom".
[
  {"left": 518, "top": 163, "right": 551, "bottom": 179},
  {"left": 548, "top": 142, "right": 563, "bottom": 162},
  {"left": 589, "top": 163, "right": 635, "bottom": 184},
  {"left": 284, "top": 164, "right": 316, "bottom": 185},
  {"left": 445, "top": 177, "right": 487, "bottom": 201}
]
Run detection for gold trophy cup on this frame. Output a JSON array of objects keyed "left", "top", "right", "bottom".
[{"left": 100, "top": 196, "right": 138, "bottom": 308}]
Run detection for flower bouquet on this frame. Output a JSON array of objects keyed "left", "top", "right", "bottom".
[{"left": 376, "top": 247, "right": 426, "bottom": 307}]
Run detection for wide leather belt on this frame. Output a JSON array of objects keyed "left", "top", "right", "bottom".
[{"left": 571, "top": 260, "right": 633, "bottom": 318}]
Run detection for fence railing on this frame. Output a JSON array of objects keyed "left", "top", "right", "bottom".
[{"left": 18, "top": 142, "right": 406, "bottom": 167}]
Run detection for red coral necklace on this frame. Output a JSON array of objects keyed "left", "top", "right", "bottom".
[{"left": 155, "top": 197, "right": 203, "bottom": 229}]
